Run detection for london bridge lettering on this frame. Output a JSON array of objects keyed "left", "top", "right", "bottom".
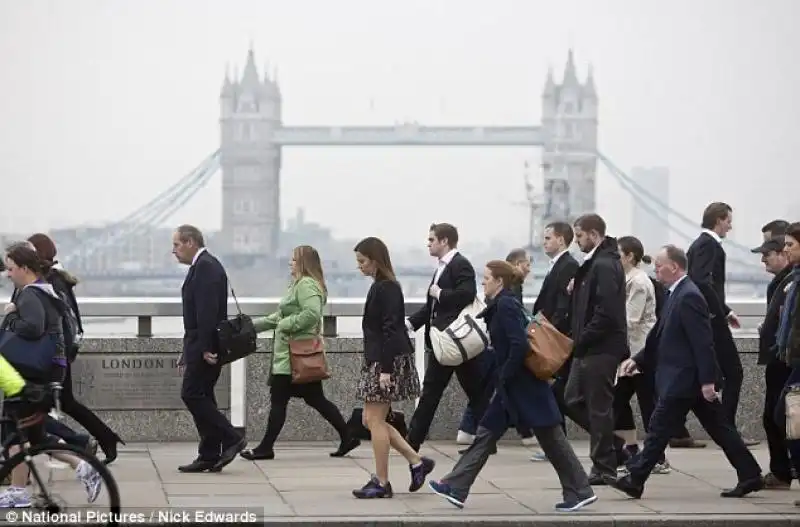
[
  {"left": 71, "top": 355, "right": 230, "bottom": 410},
  {"left": 101, "top": 358, "right": 179, "bottom": 369}
]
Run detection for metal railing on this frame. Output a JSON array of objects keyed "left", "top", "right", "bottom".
[{"left": 37, "top": 297, "right": 768, "bottom": 338}]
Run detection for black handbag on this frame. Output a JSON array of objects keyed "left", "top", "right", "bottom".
[
  {"left": 217, "top": 287, "right": 257, "bottom": 366},
  {"left": 346, "top": 407, "right": 408, "bottom": 441}
]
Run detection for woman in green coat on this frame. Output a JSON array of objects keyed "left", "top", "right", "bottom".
[{"left": 240, "top": 246, "right": 359, "bottom": 460}]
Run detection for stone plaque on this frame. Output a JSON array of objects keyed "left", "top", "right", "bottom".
[{"left": 70, "top": 355, "right": 231, "bottom": 410}]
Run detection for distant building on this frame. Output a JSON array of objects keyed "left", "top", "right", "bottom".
[
  {"left": 541, "top": 50, "right": 598, "bottom": 226},
  {"left": 631, "top": 166, "right": 670, "bottom": 253},
  {"left": 219, "top": 47, "right": 282, "bottom": 264}
]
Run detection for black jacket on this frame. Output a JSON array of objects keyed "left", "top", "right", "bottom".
[
  {"left": 687, "top": 232, "right": 729, "bottom": 320},
  {"left": 408, "top": 252, "right": 477, "bottom": 351},
  {"left": 362, "top": 278, "right": 415, "bottom": 373},
  {"left": 46, "top": 266, "right": 84, "bottom": 334},
  {"left": 533, "top": 251, "right": 579, "bottom": 336},
  {"left": 759, "top": 265, "right": 794, "bottom": 365},
  {"left": 634, "top": 277, "right": 718, "bottom": 398},
  {"left": 2, "top": 281, "right": 66, "bottom": 380},
  {"left": 181, "top": 250, "right": 228, "bottom": 363},
  {"left": 570, "top": 237, "right": 628, "bottom": 359}
]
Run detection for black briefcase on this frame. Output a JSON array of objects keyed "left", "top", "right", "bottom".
[
  {"left": 217, "top": 288, "right": 257, "bottom": 366},
  {"left": 346, "top": 408, "right": 408, "bottom": 441}
]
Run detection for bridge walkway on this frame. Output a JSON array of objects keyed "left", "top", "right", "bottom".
[{"left": 108, "top": 440, "right": 796, "bottom": 525}]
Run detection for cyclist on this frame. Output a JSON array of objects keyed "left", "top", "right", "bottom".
[{"left": 0, "top": 243, "right": 102, "bottom": 508}]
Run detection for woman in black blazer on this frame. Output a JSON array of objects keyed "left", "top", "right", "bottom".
[{"left": 351, "top": 237, "right": 435, "bottom": 499}]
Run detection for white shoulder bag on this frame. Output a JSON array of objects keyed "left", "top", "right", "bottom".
[{"left": 430, "top": 297, "right": 489, "bottom": 366}]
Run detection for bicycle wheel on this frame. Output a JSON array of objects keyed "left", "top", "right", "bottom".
[{"left": 0, "top": 443, "right": 120, "bottom": 524}]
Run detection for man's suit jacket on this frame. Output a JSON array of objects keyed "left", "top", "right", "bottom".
[
  {"left": 408, "top": 252, "right": 477, "bottom": 350},
  {"left": 532, "top": 252, "right": 579, "bottom": 336},
  {"left": 687, "top": 232, "right": 729, "bottom": 320},
  {"left": 181, "top": 250, "right": 228, "bottom": 364},
  {"left": 634, "top": 277, "right": 718, "bottom": 399}
]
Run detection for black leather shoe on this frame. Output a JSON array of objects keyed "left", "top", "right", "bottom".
[
  {"left": 212, "top": 437, "right": 247, "bottom": 471},
  {"left": 720, "top": 476, "right": 764, "bottom": 498},
  {"left": 178, "top": 458, "right": 219, "bottom": 473},
  {"left": 608, "top": 474, "right": 644, "bottom": 499}
]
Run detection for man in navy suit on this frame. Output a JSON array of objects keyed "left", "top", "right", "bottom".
[
  {"left": 172, "top": 225, "right": 245, "bottom": 473},
  {"left": 610, "top": 245, "right": 762, "bottom": 498}
]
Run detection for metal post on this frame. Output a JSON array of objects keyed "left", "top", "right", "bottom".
[
  {"left": 322, "top": 315, "right": 337, "bottom": 337},
  {"left": 137, "top": 316, "right": 153, "bottom": 338}
]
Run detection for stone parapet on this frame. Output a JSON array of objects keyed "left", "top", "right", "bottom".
[{"left": 66, "top": 336, "right": 765, "bottom": 442}]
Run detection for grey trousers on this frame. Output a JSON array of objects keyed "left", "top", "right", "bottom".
[
  {"left": 443, "top": 424, "right": 593, "bottom": 503},
  {"left": 563, "top": 354, "right": 620, "bottom": 477}
]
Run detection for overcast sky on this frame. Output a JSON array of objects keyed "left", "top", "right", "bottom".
[{"left": 0, "top": 0, "right": 797, "bottom": 253}]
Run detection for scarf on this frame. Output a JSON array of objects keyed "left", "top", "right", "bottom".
[{"left": 776, "top": 265, "right": 800, "bottom": 359}]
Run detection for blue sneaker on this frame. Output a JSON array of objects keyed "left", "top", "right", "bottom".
[
  {"left": 555, "top": 494, "right": 598, "bottom": 512},
  {"left": 428, "top": 480, "right": 465, "bottom": 508},
  {"left": 352, "top": 475, "right": 393, "bottom": 499},
  {"left": 530, "top": 451, "right": 548, "bottom": 462},
  {"left": 409, "top": 457, "right": 435, "bottom": 492}
]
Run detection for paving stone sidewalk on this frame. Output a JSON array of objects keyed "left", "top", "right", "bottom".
[{"left": 105, "top": 440, "right": 798, "bottom": 525}]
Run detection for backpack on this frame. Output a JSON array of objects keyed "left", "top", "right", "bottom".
[{"left": 55, "top": 291, "right": 82, "bottom": 362}]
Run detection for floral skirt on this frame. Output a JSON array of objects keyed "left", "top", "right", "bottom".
[{"left": 356, "top": 354, "right": 421, "bottom": 403}]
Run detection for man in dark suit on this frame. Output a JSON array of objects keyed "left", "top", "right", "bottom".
[
  {"left": 406, "top": 223, "right": 489, "bottom": 452},
  {"left": 752, "top": 236, "right": 794, "bottom": 488},
  {"left": 533, "top": 222, "right": 579, "bottom": 435},
  {"left": 681, "top": 202, "right": 757, "bottom": 446},
  {"left": 564, "top": 214, "right": 628, "bottom": 484},
  {"left": 172, "top": 225, "right": 245, "bottom": 472},
  {"left": 612, "top": 245, "right": 762, "bottom": 498}
]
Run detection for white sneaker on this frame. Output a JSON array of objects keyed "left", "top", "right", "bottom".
[
  {"left": 455, "top": 431, "right": 475, "bottom": 445},
  {"left": 76, "top": 461, "right": 102, "bottom": 503},
  {"left": 521, "top": 436, "right": 538, "bottom": 447}
]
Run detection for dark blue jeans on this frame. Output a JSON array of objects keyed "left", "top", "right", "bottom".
[{"left": 45, "top": 416, "right": 91, "bottom": 448}]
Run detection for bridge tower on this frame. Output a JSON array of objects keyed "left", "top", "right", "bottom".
[
  {"left": 219, "top": 47, "right": 282, "bottom": 267},
  {"left": 541, "top": 50, "right": 598, "bottom": 225}
]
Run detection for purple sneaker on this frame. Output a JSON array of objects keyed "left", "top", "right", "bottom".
[
  {"left": 409, "top": 456, "right": 435, "bottom": 492},
  {"left": 353, "top": 475, "right": 393, "bottom": 499}
]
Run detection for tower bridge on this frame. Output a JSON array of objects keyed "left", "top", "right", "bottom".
[{"left": 59, "top": 47, "right": 767, "bottom": 292}]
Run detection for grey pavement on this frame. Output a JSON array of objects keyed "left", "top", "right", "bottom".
[{"left": 105, "top": 440, "right": 799, "bottom": 525}]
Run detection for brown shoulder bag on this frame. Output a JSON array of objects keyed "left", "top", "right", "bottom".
[{"left": 289, "top": 322, "right": 330, "bottom": 384}]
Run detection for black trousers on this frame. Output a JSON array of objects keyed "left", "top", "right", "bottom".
[
  {"left": 181, "top": 360, "right": 240, "bottom": 462},
  {"left": 255, "top": 374, "right": 348, "bottom": 451},
  {"left": 673, "top": 320, "right": 742, "bottom": 438},
  {"left": 407, "top": 351, "right": 490, "bottom": 450},
  {"left": 60, "top": 359, "right": 117, "bottom": 444},
  {"left": 763, "top": 360, "right": 793, "bottom": 481},
  {"left": 563, "top": 354, "right": 620, "bottom": 477},
  {"left": 613, "top": 372, "right": 656, "bottom": 433},
  {"left": 628, "top": 394, "right": 761, "bottom": 486}
]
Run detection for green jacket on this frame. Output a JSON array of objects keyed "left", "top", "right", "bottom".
[{"left": 253, "top": 276, "right": 325, "bottom": 376}]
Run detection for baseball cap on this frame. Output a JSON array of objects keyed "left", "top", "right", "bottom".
[{"left": 751, "top": 236, "right": 785, "bottom": 254}]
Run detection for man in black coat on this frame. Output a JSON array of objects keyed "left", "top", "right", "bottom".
[
  {"left": 406, "top": 223, "right": 489, "bottom": 452},
  {"left": 682, "top": 202, "right": 757, "bottom": 446},
  {"left": 533, "top": 222, "right": 579, "bottom": 437},
  {"left": 563, "top": 214, "right": 628, "bottom": 484},
  {"left": 752, "top": 236, "right": 794, "bottom": 487},
  {"left": 172, "top": 225, "right": 244, "bottom": 472}
]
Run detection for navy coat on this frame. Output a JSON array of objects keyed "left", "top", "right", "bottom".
[{"left": 478, "top": 289, "right": 562, "bottom": 432}]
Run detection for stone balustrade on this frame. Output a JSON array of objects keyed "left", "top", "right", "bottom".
[{"left": 2, "top": 299, "right": 771, "bottom": 443}]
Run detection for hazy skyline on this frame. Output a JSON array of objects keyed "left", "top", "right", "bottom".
[{"left": 1, "top": 0, "right": 797, "bottom": 253}]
